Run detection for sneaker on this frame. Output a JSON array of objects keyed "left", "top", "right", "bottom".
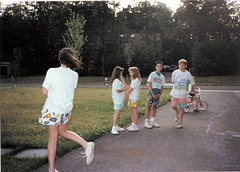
[
  {"left": 144, "top": 120, "right": 153, "bottom": 129},
  {"left": 116, "top": 125, "right": 124, "bottom": 132},
  {"left": 128, "top": 125, "right": 139, "bottom": 132},
  {"left": 177, "top": 122, "right": 183, "bottom": 129},
  {"left": 175, "top": 115, "right": 179, "bottom": 122},
  {"left": 84, "top": 142, "right": 95, "bottom": 165},
  {"left": 111, "top": 127, "right": 119, "bottom": 135},
  {"left": 55, "top": 169, "right": 58, "bottom": 172},
  {"left": 193, "top": 108, "right": 199, "bottom": 112},
  {"left": 150, "top": 120, "right": 160, "bottom": 128},
  {"left": 127, "top": 124, "right": 134, "bottom": 130}
]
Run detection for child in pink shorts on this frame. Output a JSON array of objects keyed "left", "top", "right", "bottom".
[{"left": 170, "top": 59, "right": 194, "bottom": 129}]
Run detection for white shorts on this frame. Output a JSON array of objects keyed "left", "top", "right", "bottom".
[{"left": 39, "top": 107, "right": 71, "bottom": 125}]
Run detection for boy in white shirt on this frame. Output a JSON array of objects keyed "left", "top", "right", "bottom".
[
  {"left": 170, "top": 59, "right": 195, "bottom": 129},
  {"left": 144, "top": 61, "right": 165, "bottom": 129}
]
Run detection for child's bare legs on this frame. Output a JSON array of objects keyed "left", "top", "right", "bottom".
[
  {"left": 48, "top": 124, "right": 89, "bottom": 172},
  {"left": 58, "top": 123, "right": 88, "bottom": 150},
  {"left": 129, "top": 107, "right": 138, "bottom": 125},
  {"left": 151, "top": 107, "right": 157, "bottom": 118},
  {"left": 190, "top": 98, "right": 193, "bottom": 104},
  {"left": 113, "top": 110, "right": 121, "bottom": 126},
  {"left": 172, "top": 107, "right": 184, "bottom": 121},
  {"left": 145, "top": 106, "right": 151, "bottom": 119},
  {"left": 48, "top": 125, "right": 58, "bottom": 172},
  {"left": 193, "top": 97, "right": 198, "bottom": 107},
  {"left": 178, "top": 108, "right": 184, "bottom": 122},
  {"left": 172, "top": 107, "right": 179, "bottom": 117}
]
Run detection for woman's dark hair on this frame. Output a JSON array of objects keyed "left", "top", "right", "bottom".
[
  {"left": 58, "top": 48, "right": 82, "bottom": 69},
  {"left": 111, "top": 66, "right": 124, "bottom": 84}
]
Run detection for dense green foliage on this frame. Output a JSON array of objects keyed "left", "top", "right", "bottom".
[
  {"left": 1, "top": 0, "right": 239, "bottom": 76},
  {"left": 63, "top": 12, "right": 87, "bottom": 62}
]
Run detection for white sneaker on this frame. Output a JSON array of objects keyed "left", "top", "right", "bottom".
[
  {"left": 116, "top": 125, "right": 124, "bottom": 132},
  {"left": 111, "top": 127, "right": 119, "bottom": 135},
  {"left": 144, "top": 120, "right": 153, "bottom": 129},
  {"left": 175, "top": 115, "right": 179, "bottom": 122},
  {"left": 127, "top": 124, "right": 134, "bottom": 130},
  {"left": 150, "top": 120, "right": 160, "bottom": 128},
  {"left": 128, "top": 125, "right": 139, "bottom": 132},
  {"left": 177, "top": 122, "right": 183, "bottom": 129},
  {"left": 84, "top": 142, "right": 95, "bottom": 165}
]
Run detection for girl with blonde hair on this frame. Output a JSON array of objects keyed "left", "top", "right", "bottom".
[{"left": 125, "top": 67, "right": 142, "bottom": 132}]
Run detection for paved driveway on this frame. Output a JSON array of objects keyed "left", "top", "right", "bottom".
[{"left": 34, "top": 89, "right": 240, "bottom": 172}]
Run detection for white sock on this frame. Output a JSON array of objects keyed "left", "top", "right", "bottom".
[
  {"left": 150, "top": 117, "right": 155, "bottom": 122},
  {"left": 145, "top": 119, "right": 149, "bottom": 123},
  {"left": 112, "top": 126, "right": 116, "bottom": 130},
  {"left": 132, "top": 123, "right": 138, "bottom": 127}
]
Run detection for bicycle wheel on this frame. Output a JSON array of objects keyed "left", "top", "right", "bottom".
[
  {"left": 197, "top": 100, "right": 208, "bottom": 111},
  {"left": 184, "top": 103, "right": 190, "bottom": 112}
]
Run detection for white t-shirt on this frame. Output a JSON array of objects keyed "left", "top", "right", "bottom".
[
  {"left": 129, "top": 78, "right": 141, "bottom": 100},
  {"left": 170, "top": 69, "right": 194, "bottom": 98},
  {"left": 147, "top": 72, "right": 165, "bottom": 89},
  {"left": 42, "top": 67, "right": 78, "bottom": 113},
  {"left": 112, "top": 79, "right": 124, "bottom": 104}
]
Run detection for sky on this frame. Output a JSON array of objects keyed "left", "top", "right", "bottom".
[
  {"left": 119, "top": 0, "right": 181, "bottom": 12},
  {"left": 0, "top": 0, "right": 182, "bottom": 12}
]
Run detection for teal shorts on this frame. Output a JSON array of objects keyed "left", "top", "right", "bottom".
[{"left": 114, "top": 104, "right": 123, "bottom": 110}]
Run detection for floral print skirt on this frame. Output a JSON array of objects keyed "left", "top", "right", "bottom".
[{"left": 39, "top": 107, "right": 71, "bottom": 125}]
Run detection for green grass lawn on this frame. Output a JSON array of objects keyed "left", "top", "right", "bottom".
[
  {"left": 195, "top": 75, "right": 240, "bottom": 86},
  {"left": 1, "top": 86, "right": 171, "bottom": 172}
]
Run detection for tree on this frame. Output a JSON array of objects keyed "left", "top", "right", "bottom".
[
  {"left": 124, "top": 42, "right": 134, "bottom": 68},
  {"left": 173, "top": 0, "right": 240, "bottom": 75},
  {"left": 192, "top": 38, "right": 239, "bottom": 76},
  {"left": 63, "top": 12, "right": 87, "bottom": 61}
]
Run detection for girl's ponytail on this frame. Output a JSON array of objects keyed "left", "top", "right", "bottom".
[{"left": 58, "top": 48, "right": 83, "bottom": 70}]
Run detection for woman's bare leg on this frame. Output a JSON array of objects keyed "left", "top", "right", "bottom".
[
  {"left": 48, "top": 125, "right": 58, "bottom": 172},
  {"left": 58, "top": 124, "right": 88, "bottom": 150}
]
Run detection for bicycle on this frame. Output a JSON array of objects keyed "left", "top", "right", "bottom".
[{"left": 184, "top": 86, "right": 208, "bottom": 112}]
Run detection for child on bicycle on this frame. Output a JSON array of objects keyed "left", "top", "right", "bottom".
[{"left": 188, "top": 76, "right": 199, "bottom": 112}]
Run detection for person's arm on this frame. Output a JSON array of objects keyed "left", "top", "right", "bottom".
[
  {"left": 188, "top": 73, "right": 195, "bottom": 94},
  {"left": 41, "top": 86, "right": 48, "bottom": 96},
  {"left": 125, "top": 87, "right": 134, "bottom": 100},
  {"left": 194, "top": 86, "right": 200, "bottom": 93},
  {"left": 116, "top": 86, "right": 129, "bottom": 93},
  {"left": 188, "top": 84, "right": 194, "bottom": 95},
  {"left": 148, "top": 81, "right": 157, "bottom": 99},
  {"left": 155, "top": 85, "right": 164, "bottom": 99},
  {"left": 157, "top": 76, "right": 165, "bottom": 98}
]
